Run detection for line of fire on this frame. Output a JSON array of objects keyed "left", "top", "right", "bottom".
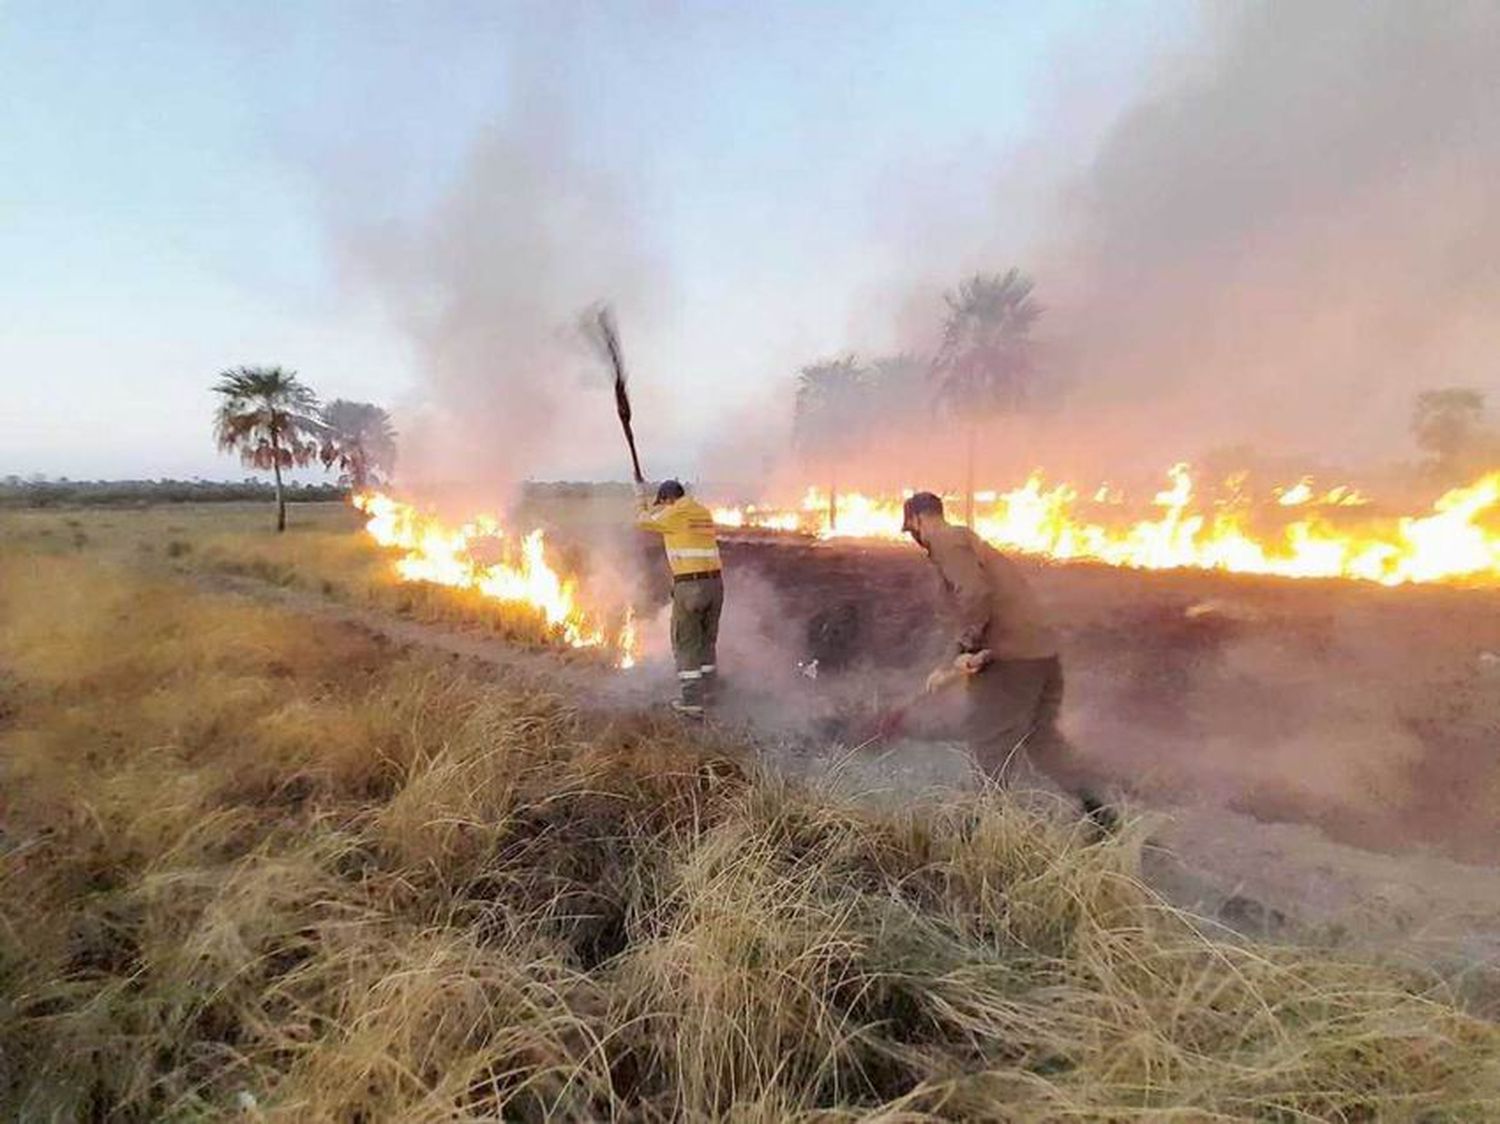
[{"left": 352, "top": 459, "right": 1500, "bottom": 671}]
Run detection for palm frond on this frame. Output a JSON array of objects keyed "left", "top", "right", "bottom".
[
  {"left": 211, "top": 366, "right": 324, "bottom": 467},
  {"left": 930, "top": 269, "right": 1042, "bottom": 417}
]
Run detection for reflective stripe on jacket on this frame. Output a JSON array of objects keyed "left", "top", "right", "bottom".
[{"left": 637, "top": 496, "right": 723, "bottom": 576}]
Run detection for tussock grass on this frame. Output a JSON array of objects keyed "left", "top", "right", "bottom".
[{"left": 2, "top": 551, "right": 1498, "bottom": 1120}]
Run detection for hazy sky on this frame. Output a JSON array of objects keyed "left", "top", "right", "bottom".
[{"left": 2, "top": 1, "right": 1193, "bottom": 480}]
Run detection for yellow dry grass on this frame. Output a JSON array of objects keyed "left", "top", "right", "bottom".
[
  {"left": 0, "top": 502, "right": 578, "bottom": 649},
  {"left": 2, "top": 536, "right": 1499, "bottom": 1120}
]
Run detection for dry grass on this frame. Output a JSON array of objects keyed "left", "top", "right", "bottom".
[
  {"left": 2, "top": 545, "right": 1499, "bottom": 1120},
  {"left": 0, "top": 502, "right": 587, "bottom": 650}
]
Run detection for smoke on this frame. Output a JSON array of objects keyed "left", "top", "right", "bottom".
[
  {"left": 1046, "top": 0, "right": 1500, "bottom": 470},
  {"left": 332, "top": 62, "right": 665, "bottom": 508},
  {"left": 1060, "top": 584, "right": 1500, "bottom": 862},
  {"left": 314, "top": 2, "right": 1500, "bottom": 505},
  {"left": 736, "top": 0, "right": 1500, "bottom": 496}
]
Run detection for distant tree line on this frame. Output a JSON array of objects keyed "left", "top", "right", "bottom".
[
  {"left": 212, "top": 366, "right": 397, "bottom": 531},
  {"left": 0, "top": 477, "right": 347, "bottom": 509}
]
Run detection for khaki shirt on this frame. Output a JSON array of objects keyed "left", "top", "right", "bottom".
[{"left": 921, "top": 523, "right": 1057, "bottom": 660}]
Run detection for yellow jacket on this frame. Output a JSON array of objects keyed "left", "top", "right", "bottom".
[{"left": 637, "top": 496, "right": 722, "bottom": 576}]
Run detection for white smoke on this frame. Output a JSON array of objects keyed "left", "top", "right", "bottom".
[{"left": 1047, "top": 0, "right": 1500, "bottom": 470}]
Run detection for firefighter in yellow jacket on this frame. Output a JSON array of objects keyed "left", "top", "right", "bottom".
[{"left": 636, "top": 479, "right": 723, "bottom": 717}]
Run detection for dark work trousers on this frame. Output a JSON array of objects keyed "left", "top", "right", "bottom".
[
  {"left": 671, "top": 573, "right": 723, "bottom": 707},
  {"left": 962, "top": 656, "right": 1101, "bottom": 801}
]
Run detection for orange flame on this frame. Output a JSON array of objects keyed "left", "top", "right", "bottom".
[
  {"left": 714, "top": 467, "right": 1500, "bottom": 586},
  {"left": 354, "top": 491, "right": 638, "bottom": 667}
]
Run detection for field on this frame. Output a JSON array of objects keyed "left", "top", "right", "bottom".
[{"left": 3, "top": 501, "right": 1500, "bottom": 1119}]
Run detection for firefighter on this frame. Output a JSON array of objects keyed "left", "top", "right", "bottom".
[
  {"left": 636, "top": 479, "right": 723, "bottom": 717},
  {"left": 900, "top": 491, "right": 1114, "bottom": 829}
]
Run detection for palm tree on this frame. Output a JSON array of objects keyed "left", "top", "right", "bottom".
[
  {"left": 930, "top": 269, "right": 1041, "bottom": 526},
  {"left": 319, "top": 399, "right": 397, "bottom": 491},
  {"left": 794, "top": 355, "right": 869, "bottom": 530},
  {"left": 212, "top": 366, "right": 322, "bottom": 532},
  {"left": 1411, "top": 387, "right": 1490, "bottom": 481}
]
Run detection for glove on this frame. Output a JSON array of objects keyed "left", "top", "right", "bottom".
[
  {"left": 955, "top": 649, "right": 992, "bottom": 675},
  {"left": 926, "top": 650, "right": 991, "bottom": 694}
]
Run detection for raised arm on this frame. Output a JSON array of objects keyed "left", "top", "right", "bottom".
[{"left": 636, "top": 501, "right": 675, "bottom": 534}]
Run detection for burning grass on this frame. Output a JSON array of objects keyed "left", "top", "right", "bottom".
[
  {"left": 719, "top": 467, "right": 1500, "bottom": 586},
  {"left": 352, "top": 490, "right": 639, "bottom": 664},
  {"left": 0, "top": 504, "right": 614, "bottom": 656},
  {"left": 2, "top": 549, "right": 1499, "bottom": 1119}
]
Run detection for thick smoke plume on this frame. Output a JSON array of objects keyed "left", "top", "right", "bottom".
[
  {"left": 336, "top": 93, "right": 662, "bottom": 506},
  {"left": 739, "top": 1, "right": 1500, "bottom": 499},
  {"left": 1049, "top": 0, "right": 1500, "bottom": 474}
]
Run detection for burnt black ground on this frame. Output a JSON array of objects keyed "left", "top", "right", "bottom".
[{"left": 709, "top": 535, "right": 1500, "bottom": 865}]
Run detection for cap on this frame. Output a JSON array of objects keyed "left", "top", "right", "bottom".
[{"left": 901, "top": 491, "right": 944, "bottom": 534}]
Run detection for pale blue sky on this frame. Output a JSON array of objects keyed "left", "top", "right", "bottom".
[{"left": 1, "top": 1, "right": 1195, "bottom": 479}]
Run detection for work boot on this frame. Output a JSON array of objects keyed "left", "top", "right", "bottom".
[
  {"left": 673, "top": 671, "right": 706, "bottom": 720},
  {"left": 1079, "top": 792, "right": 1120, "bottom": 841}
]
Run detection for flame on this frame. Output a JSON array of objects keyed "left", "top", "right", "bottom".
[
  {"left": 1324, "top": 484, "right": 1370, "bottom": 507},
  {"left": 709, "top": 503, "right": 802, "bottom": 533},
  {"left": 1272, "top": 478, "right": 1368, "bottom": 508},
  {"left": 354, "top": 491, "right": 638, "bottom": 666},
  {"left": 1275, "top": 477, "right": 1315, "bottom": 506},
  {"left": 712, "top": 467, "right": 1500, "bottom": 586}
]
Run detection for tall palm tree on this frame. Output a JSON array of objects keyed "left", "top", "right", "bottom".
[
  {"left": 930, "top": 269, "right": 1041, "bottom": 526},
  {"left": 212, "top": 366, "right": 322, "bottom": 532},
  {"left": 319, "top": 399, "right": 397, "bottom": 491}
]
